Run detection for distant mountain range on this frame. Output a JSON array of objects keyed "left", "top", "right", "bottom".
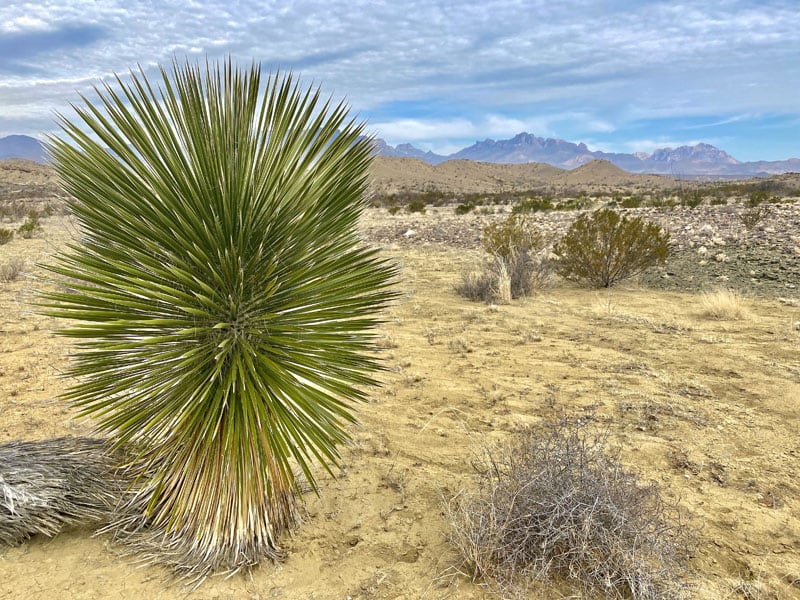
[
  {"left": 3, "top": 132, "right": 798, "bottom": 178},
  {"left": 373, "top": 132, "right": 800, "bottom": 178},
  {"left": 0, "top": 135, "right": 48, "bottom": 163}
]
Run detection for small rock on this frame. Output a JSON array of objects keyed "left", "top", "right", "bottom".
[
  {"left": 697, "top": 246, "right": 708, "bottom": 255},
  {"left": 403, "top": 229, "right": 416, "bottom": 238},
  {"left": 715, "top": 253, "right": 728, "bottom": 263}
]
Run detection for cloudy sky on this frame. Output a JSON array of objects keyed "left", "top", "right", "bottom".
[{"left": 1, "top": 0, "right": 798, "bottom": 161}]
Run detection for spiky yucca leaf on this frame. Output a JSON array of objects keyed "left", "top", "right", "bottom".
[{"left": 41, "top": 59, "right": 396, "bottom": 578}]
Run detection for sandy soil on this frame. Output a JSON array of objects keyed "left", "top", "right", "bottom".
[{"left": 1, "top": 210, "right": 799, "bottom": 599}]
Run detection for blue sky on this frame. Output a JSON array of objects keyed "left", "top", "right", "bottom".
[{"left": 1, "top": 0, "right": 798, "bottom": 161}]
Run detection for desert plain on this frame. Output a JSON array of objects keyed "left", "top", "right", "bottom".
[{"left": 0, "top": 157, "right": 799, "bottom": 599}]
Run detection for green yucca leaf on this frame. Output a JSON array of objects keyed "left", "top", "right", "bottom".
[{"left": 41, "top": 58, "right": 397, "bottom": 579}]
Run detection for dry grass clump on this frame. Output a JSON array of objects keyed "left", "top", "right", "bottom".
[
  {"left": 0, "top": 258, "right": 25, "bottom": 282},
  {"left": 443, "top": 418, "right": 693, "bottom": 599},
  {"left": 700, "top": 288, "right": 751, "bottom": 320},
  {"left": 0, "top": 227, "right": 13, "bottom": 245},
  {"left": 0, "top": 437, "right": 119, "bottom": 545}
]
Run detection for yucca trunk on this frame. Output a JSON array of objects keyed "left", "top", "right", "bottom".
[{"left": 41, "top": 59, "right": 396, "bottom": 579}]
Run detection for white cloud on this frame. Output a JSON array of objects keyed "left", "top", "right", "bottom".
[
  {"left": 0, "top": 0, "right": 797, "bottom": 157},
  {"left": 621, "top": 139, "right": 706, "bottom": 154},
  {"left": 1, "top": 15, "right": 50, "bottom": 34},
  {"left": 368, "top": 118, "right": 477, "bottom": 142}
]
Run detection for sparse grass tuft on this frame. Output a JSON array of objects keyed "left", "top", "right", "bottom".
[
  {"left": 443, "top": 417, "right": 693, "bottom": 598},
  {"left": 0, "top": 228, "right": 13, "bottom": 245},
  {"left": 701, "top": 288, "right": 751, "bottom": 320},
  {"left": 0, "top": 258, "right": 25, "bottom": 282}
]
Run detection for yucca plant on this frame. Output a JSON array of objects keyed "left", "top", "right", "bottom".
[{"left": 40, "top": 59, "right": 396, "bottom": 579}]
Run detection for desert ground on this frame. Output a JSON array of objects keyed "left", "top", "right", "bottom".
[{"left": 1, "top": 158, "right": 799, "bottom": 599}]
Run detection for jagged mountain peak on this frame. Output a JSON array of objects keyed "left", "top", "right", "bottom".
[{"left": 649, "top": 142, "right": 739, "bottom": 164}]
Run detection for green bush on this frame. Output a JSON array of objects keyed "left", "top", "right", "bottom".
[
  {"left": 457, "top": 215, "right": 550, "bottom": 302},
  {"left": 553, "top": 209, "right": 669, "bottom": 288},
  {"left": 16, "top": 211, "right": 42, "bottom": 239},
  {"left": 407, "top": 200, "right": 426, "bottom": 213},
  {"left": 512, "top": 196, "right": 554, "bottom": 213},
  {"left": 482, "top": 214, "right": 541, "bottom": 260},
  {"left": 0, "top": 228, "right": 13, "bottom": 245},
  {"left": 455, "top": 202, "right": 475, "bottom": 215},
  {"left": 739, "top": 203, "right": 770, "bottom": 230},
  {"left": 556, "top": 196, "right": 593, "bottom": 211},
  {"left": 619, "top": 195, "right": 644, "bottom": 209},
  {"left": 679, "top": 190, "right": 704, "bottom": 208},
  {"left": 748, "top": 190, "right": 770, "bottom": 206}
]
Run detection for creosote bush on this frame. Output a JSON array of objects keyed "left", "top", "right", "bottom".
[
  {"left": 443, "top": 418, "right": 693, "bottom": 599},
  {"left": 16, "top": 211, "right": 42, "bottom": 239},
  {"left": 0, "top": 228, "right": 13, "bottom": 245},
  {"left": 407, "top": 199, "right": 426, "bottom": 213},
  {"left": 739, "top": 203, "right": 770, "bottom": 230},
  {"left": 554, "top": 208, "right": 669, "bottom": 288},
  {"left": 457, "top": 214, "right": 550, "bottom": 302}
]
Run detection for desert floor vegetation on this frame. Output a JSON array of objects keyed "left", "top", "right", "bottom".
[
  {"left": 1, "top": 206, "right": 799, "bottom": 598},
  {"left": 700, "top": 288, "right": 753, "bottom": 321}
]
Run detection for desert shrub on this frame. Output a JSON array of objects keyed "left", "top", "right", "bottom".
[
  {"left": 738, "top": 203, "right": 770, "bottom": 230},
  {"left": 16, "top": 211, "right": 42, "bottom": 239},
  {"left": 443, "top": 418, "right": 693, "bottom": 598},
  {"left": 700, "top": 288, "right": 751, "bottom": 320},
  {"left": 407, "top": 199, "right": 426, "bottom": 213},
  {"left": 0, "top": 228, "right": 13, "bottom": 245},
  {"left": 553, "top": 208, "right": 669, "bottom": 288},
  {"left": 679, "top": 190, "right": 704, "bottom": 208},
  {"left": 748, "top": 190, "right": 770, "bottom": 206},
  {"left": 387, "top": 205, "right": 401, "bottom": 215},
  {"left": 556, "top": 196, "right": 593, "bottom": 211},
  {"left": 0, "top": 202, "right": 29, "bottom": 222},
  {"left": 620, "top": 195, "right": 644, "bottom": 208},
  {"left": 455, "top": 202, "right": 475, "bottom": 215},
  {"left": 0, "top": 259, "right": 25, "bottom": 282},
  {"left": 457, "top": 215, "right": 550, "bottom": 302},
  {"left": 512, "top": 196, "right": 554, "bottom": 213},
  {"left": 456, "top": 256, "right": 520, "bottom": 304},
  {"left": 647, "top": 195, "right": 677, "bottom": 209},
  {"left": 482, "top": 213, "right": 540, "bottom": 259}
]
